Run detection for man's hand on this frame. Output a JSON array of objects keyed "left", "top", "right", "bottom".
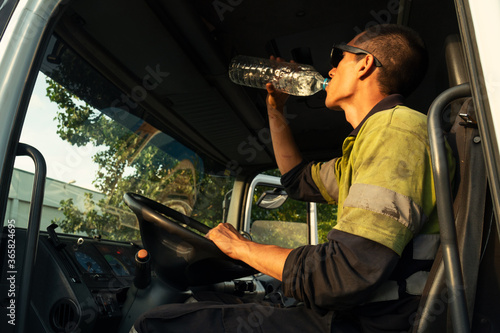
[
  {"left": 206, "top": 223, "right": 249, "bottom": 260},
  {"left": 266, "top": 82, "right": 289, "bottom": 113},
  {"left": 266, "top": 57, "right": 290, "bottom": 113},
  {"left": 206, "top": 223, "right": 292, "bottom": 281}
]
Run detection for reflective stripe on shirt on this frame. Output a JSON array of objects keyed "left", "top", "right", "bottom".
[{"left": 343, "top": 183, "right": 428, "bottom": 235}]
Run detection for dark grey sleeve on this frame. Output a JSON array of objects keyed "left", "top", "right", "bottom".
[
  {"left": 281, "top": 229, "right": 399, "bottom": 312},
  {"left": 281, "top": 160, "right": 327, "bottom": 203}
]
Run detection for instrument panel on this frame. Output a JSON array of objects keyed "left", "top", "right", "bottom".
[{"left": 60, "top": 237, "right": 139, "bottom": 288}]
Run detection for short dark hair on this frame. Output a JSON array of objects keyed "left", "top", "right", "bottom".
[{"left": 355, "top": 24, "right": 428, "bottom": 98}]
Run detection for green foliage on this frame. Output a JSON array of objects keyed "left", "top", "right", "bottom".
[
  {"left": 47, "top": 80, "right": 102, "bottom": 147},
  {"left": 317, "top": 203, "right": 338, "bottom": 243}
]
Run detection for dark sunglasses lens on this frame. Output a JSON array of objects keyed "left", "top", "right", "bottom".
[{"left": 330, "top": 47, "right": 343, "bottom": 67}]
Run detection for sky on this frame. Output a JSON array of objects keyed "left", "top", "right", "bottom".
[{"left": 14, "top": 73, "right": 101, "bottom": 191}]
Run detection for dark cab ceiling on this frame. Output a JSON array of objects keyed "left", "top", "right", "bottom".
[{"left": 53, "top": 0, "right": 459, "bottom": 174}]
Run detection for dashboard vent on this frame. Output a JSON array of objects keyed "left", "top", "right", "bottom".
[{"left": 50, "top": 298, "right": 80, "bottom": 332}]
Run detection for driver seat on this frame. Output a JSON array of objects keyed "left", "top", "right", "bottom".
[{"left": 411, "top": 35, "right": 498, "bottom": 332}]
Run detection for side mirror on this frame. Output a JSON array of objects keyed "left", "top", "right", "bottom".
[{"left": 256, "top": 189, "right": 288, "bottom": 209}]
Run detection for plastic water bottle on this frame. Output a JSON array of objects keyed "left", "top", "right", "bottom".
[{"left": 229, "top": 55, "right": 330, "bottom": 96}]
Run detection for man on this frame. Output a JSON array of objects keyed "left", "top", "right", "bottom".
[{"left": 133, "top": 24, "right": 453, "bottom": 332}]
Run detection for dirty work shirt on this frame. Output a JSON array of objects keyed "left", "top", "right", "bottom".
[{"left": 281, "top": 94, "right": 453, "bottom": 332}]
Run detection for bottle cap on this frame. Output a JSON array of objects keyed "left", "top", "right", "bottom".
[{"left": 322, "top": 78, "right": 330, "bottom": 90}]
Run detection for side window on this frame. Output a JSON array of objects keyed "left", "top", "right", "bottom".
[
  {"left": 244, "top": 176, "right": 338, "bottom": 247},
  {"left": 248, "top": 178, "right": 308, "bottom": 248}
]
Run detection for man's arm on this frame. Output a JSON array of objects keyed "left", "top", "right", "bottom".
[
  {"left": 282, "top": 230, "right": 399, "bottom": 311},
  {"left": 206, "top": 223, "right": 292, "bottom": 281},
  {"left": 207, "top": 223, "right": 399, "bottom": 311},
  {"left": 266, "top": 82, "right": 303, "bottom": 175}
]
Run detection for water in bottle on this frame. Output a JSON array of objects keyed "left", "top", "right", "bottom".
[{"left": 228, "top": 55, "right": 330, "bottom": 96}]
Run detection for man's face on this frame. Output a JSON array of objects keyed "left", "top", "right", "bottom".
[{"left": 324, "top": 37, "right": 363, "bottom": 111}]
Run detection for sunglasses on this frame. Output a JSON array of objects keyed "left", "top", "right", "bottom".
[{"left": 330, "top": 43, "right": 383, "bottom": 68}]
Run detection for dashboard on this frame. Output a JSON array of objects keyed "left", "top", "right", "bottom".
[
  {"left": 49, "top": 232, "right": 142, "bottom": 330},
  {"left": 0, "top": 228, "right": 144, "bottom": 333},
  {"left": 53, "top": 236, "right": 140, "bottom": 296},
  {"left": 0, "top": 227, "right": 278, "bottom": 333},
  {"left": 65, "top": 239, "right": 137, "bottom": 281}
]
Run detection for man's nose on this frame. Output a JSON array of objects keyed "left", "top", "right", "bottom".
[{"left": 329, "top": 67, "right": 336, "bottom": 78}]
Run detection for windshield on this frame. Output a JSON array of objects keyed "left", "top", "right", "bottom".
[{"left": 12, "top": 36, "right": 234, "bottom": 241}]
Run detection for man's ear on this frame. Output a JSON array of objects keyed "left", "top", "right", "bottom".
[{"left": 357, "top": 55, "right": 377, "bottom": 80}]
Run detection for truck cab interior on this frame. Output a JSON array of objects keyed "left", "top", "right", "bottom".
[{"left": 0, "top": 0, "right": 499, "bottom": 332}]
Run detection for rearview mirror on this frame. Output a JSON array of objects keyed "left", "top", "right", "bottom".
[{"left": 256, "top": 189, "right": 288, "bottom": 209}]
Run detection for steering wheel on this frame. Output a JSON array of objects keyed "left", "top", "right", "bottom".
[{"left": 123, "top": 193, "right": 256, "bottom": 289}]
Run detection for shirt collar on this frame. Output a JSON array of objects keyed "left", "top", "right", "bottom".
[{"left": 349, "top": 94, "right": 405, "bottom": 136}]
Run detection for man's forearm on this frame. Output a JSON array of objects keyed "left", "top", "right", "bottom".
[
  {"left": 267, "top": 106, "right": 303, "bottom": 175},
  {"left": 206, "top": 223, "right": 293, "bottom": 281},
  {"left": 266, "top": 83, "right": 303, "bottom": 175},
  {"left": 234, "top": 240, "right": 293, "bottom": 281}
]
